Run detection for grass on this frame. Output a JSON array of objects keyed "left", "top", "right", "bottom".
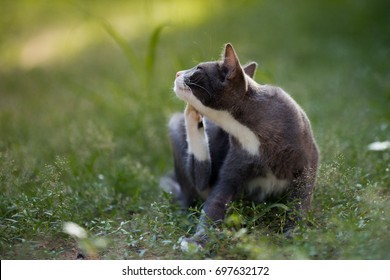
[{"left": 0, "top": 0, "right": 389, "bottom": 259}]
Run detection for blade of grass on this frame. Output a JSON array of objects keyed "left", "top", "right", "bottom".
[
  {"left": 101, "top": 20, "right": 142, "bottom": 76},
  {"left": 145, "top": 24, "right": 167, "bottom": 79}
]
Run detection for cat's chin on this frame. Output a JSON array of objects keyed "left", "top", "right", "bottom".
[
  {"left": 174, "top": 89, "right": 190, "bottom": 103},
  {"left": 174, "top": 81, "right": 192, "bottom": 102}
]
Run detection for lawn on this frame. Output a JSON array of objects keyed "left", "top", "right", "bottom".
[{"left": 0, "top": 0, "right": 389, "bottom": 259}]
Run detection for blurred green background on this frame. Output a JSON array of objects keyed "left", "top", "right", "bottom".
[{"left": 0, "top": 0, "right": 389, "bottom": 259}]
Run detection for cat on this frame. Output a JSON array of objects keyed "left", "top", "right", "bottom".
[{"left": 161, "top": 43, "right": 319, "bottom": 249}]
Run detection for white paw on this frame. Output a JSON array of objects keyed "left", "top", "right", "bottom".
[{"left": 179, "top": 237, "right": 203, "bottom": 252}]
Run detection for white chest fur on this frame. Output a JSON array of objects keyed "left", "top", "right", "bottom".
[{"left": 246, "top": 171, "right": 290, "bottom": 202}]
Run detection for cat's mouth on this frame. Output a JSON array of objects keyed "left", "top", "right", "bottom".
[{"left": 174, "top": 76, "right": 193, "bottom": 102}]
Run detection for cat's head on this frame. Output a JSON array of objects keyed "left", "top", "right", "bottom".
[{"left": 174, "top": 43, "right": 257, "bottom": 113}]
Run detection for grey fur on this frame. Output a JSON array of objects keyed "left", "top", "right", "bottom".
[{"left": 163, "top": 43, "right": 319, "bottom": 247}]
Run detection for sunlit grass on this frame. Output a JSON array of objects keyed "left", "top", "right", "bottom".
[{"left": 0, "top": 0, "right": 221, "bottom": 69}]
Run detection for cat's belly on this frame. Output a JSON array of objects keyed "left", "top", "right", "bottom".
[{"left": 245, "top": 171, "right": 290, "bottom": 202}]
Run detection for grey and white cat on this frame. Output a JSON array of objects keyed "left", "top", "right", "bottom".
[{"left": 162, "top": 43, "right": 319, "bottom": 248}]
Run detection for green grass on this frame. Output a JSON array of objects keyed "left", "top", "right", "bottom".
[{"left": 1, "top": 0, "right": 389, "bottom": 259}]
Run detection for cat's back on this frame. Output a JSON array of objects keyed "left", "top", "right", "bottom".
[
  {"left": 246, "top": 83, "right": 319, "bottom": 173},
  {"left": 254, "top": 84, "right": 303, "bottom": 113},
  {"left": 245, "top": 83, "right": 309, "bottom": 133}
]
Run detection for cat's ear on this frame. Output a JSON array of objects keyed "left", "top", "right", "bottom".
[
  {"left": 243, "top": 62, "right": 257, "bottom": 78},
  {"left": 223, "top": 43, "right": 243, "bottom": 80}
]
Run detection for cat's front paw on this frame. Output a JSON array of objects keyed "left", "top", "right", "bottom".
[
  {"left": 179, "top": 236, "right": 205, "bottom": 252},
  {"left": 179, "top": 229, "right": 207, "bottom": 252}
]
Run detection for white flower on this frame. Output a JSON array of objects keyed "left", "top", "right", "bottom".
[
  {"left": 63, "top": 222, "right": 88, "bottom": 239},
  {"left": 367, "top": 141, "right": 390, "bottom": 151}
]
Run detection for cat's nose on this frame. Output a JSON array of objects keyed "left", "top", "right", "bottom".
[{"left": 176, "top": 71, "right": 183, "bottom": 78}]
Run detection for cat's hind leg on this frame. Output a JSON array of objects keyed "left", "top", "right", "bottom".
[
  {"left": 183, "top": 104, "right": 211, "bottom": 193},
  {"left": 164, "top": 111, "right": 210, "bottom": 205},
  {"left": 161, "top": 112, "right": 198, "bottom": 208}
]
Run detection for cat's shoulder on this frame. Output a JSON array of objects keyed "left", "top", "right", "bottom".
[{"left": 249, "top": 82, "right": 289, "bottom": 100}]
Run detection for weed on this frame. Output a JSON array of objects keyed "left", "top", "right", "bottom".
[{"left": 102, "top": 20, "right": 166, "bottom": 91}]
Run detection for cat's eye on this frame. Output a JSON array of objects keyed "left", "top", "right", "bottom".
[{"left": 196, "top": 66, "right": 203, "bottom": 71}]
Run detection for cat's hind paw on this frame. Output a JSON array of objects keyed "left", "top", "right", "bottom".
[{"left": 184, "top": 103, "right": 203, "bottom": 125}]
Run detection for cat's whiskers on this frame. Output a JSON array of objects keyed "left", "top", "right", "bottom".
[{"left": 186, "top": 82, "right": 212, "bottom": 98}]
